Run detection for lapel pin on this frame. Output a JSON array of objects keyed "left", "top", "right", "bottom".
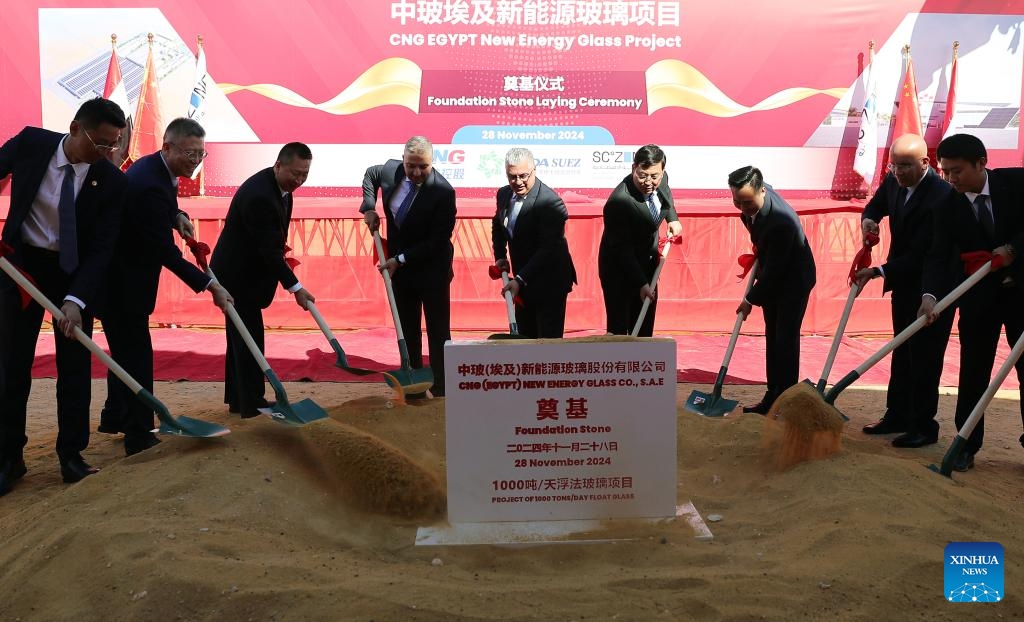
[{"left": 90, "top": 180, "right": 98, "bottom": 187}]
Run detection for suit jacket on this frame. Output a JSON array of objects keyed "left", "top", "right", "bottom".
[
  {"left": 863, "top": 168, "right": 953, "bottom": 295},
  {"left": 103, "top": 152, "right": 210, "bottom": 316},
  {"left": 0, "top": 127, "right": 126, "bottom": 306},
  {"left": 598, "top": 172, "right": 677, "bottom": 289},
  {"left": 742, "top": 186, "right": 816, "bottom": 307},
  {"left": 492, "top": 178, "right": 576, "bottom": 299},
  {"left": 923, "top": 167, "right": 1024, "bottom": 309},
  {"left": 359, "top": 159, "right": 456, "bottom": 284},
  {"left": 211, "top": 167, "right": 298, "bottom": 308}
]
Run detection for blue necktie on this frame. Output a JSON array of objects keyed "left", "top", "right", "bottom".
[
  {"left": 58, "top": 164, "right": 79, "bottom": 273},
  {"left": 647, "top": 193, "right": 659, "bottom": 222},
  {"left": 394, "top": 180, "right": 416, "bottom": 227},
  {"left": 975, "top": 194, "right": 994, "bottom": 241}
]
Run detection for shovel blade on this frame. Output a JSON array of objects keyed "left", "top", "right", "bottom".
[
  {"left": 157, "top": 415, "right": 231, "bottom": 438},
  {"left": 261, "top": 398, "right": 329, "bottom": 426},
  {"left": 328, "top": 340, "right": 377, "bottom": 376},
  {"left": 683, "top": 389, "right": 738, "bottom": 417},
  {"left": 382, "top": 367, "right": 435, "bottom": 397}
]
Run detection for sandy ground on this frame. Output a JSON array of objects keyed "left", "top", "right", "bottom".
[{"left": 0, "top": 378, "right": 1021, "bottom": 621}]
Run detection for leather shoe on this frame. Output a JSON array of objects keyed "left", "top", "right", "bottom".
[
  {"left": 891, "top": 432, "right": 938, "bottom": 448},
  {"left": 742, "top": 400, "right": 771, "bottom": 415},
  {"left": 952, "top": 451, "right": 975, "bottom": 473},
  {"left": 862, "top": 418, "right": 905, "bottom": 435},
  {"left": 405, "top": 392, "right": 428, "bottom": 401},
  {"left": 430, "top": 387, "right": 445, "bottom": 398},
  {"left": 125, "top": 434, "right": 162, "bottom": 457},
  {"left": 59, "top": 455, "right": 99, "bottom": 483},
  {"left": 0, "top": 457, "right": 28, "bottom": 497}
]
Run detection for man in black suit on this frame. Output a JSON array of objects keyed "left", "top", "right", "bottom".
[
  {"left": 99, "top": 118, "right": 233, "bottom": 454},
  {"left": 211, "top": 143, "right": 315, "bottom": 417},
  {"left": 492, "top": 148, "right": 576, "bottom": 338},
  {"left": 598, "top": 144, "right": 682, "bottom": 336},
  {"left": 730, "top": 166, "right": 816, "bottom": 414},
  {"left": 855, "top": 134, "right": 955, "bottom": 448},
  {"left": 0, "top": 98, "right": 128, "bottom": 494},
  {"left": 918, "top": 133, "right": 1024, "bottom": 471},
  {"left": 360, "top": 136, "right": 456, "bottom": 398}
]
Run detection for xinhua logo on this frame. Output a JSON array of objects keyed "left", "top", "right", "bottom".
[{"left": 945, "top": 542, "right": 1004, "bottom": 602}]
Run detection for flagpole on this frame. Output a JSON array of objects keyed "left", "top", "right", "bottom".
[{"left": 197, "top": 34, "right": 206, "bottom": 197}]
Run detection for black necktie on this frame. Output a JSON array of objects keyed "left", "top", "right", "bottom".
[
  {"left": 974, "top": 194, "right": 994, "bottom": 240},
  {"left": 894, "top": 187, "right": 908, "bottom": 220},
  {"left": 58, "top": 164, "right": 79, "bottom": 273}
]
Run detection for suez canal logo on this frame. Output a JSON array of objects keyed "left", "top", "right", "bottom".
[{"left": 945, "top": 542, "right": 1004, "bottom": 603}]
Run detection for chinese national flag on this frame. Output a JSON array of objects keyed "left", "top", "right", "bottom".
[
  {"left": 892, "top": 53, "right": 923, "bottom": 140},
  {"left": 941, "top": 47, "right": 959, "bottom": 139},
  {"left": 102, "top": 37, "right": 133, "bottom": 168},
  {"left": 128, "top": 37, "right": 165, "bottom": 163}
]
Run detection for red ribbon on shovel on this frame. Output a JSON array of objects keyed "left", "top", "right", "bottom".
[
  {"left": 487, "top": 264, "right": 523, "bottom": 306},
  {"left": 0, "top": 241, "right": 38, "bottom": 309},
  {"left": 736, "top": 248, "right": 757, "bottom": 280},
  {"left": 961, "top": 250, "right": 1005, "bottom": 275},
  {"left": 283, "top": 244, "right": 300, "bottom": 270},
  {"left": 658, "top": 233, "right": 683, "bottom": 254},
  {"left": 371, "top": 236, "right": 389, "bottom": 266},
  {"left": 848, "top": 231, "right": 880, "bottom": 286},
  {"left": 183, "top": 236, "right": 211, "bottom": 272}
]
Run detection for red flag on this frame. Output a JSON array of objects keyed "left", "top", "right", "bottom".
[
  {"left": 102, "top": 34, "right": 132, "bottom": 168},
  {"left": 848, "top": 231, "right": 880, "bottom": 285},
  {"left": 892, "top": 47, "right": 923, "bottom": 140},
  {"left": 128, "top": 34, "right": 165, "bottom": 163},
  {"left": 941, "top": 42, "right": 959, "bottom": 139}
]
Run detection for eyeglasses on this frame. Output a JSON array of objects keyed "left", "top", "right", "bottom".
[
  {"left": 169, "top": 143, "right": 209, "bottom": 163},
  {"left": 887, "top": 162, "right": 916, "bottom": 172},
  {"left": 507, "top": 168, "right": 534, "bottom": 182},
  {"left": 83, "top": 129, "right": 119, "bottom": 153},
  {"left": 634, "top": 172, "right": 663, "bottom": 182}
]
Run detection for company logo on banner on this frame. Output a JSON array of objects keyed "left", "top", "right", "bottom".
[{"left": 945, "top": 542, "right": 1004, "bottom": 602}]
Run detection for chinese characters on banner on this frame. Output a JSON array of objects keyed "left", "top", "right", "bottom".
[{"left": 445, "top": 338, "right": 677, "bottom": 523}]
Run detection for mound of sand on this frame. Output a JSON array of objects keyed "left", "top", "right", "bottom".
[{"left": 0, "top": 380, "right": 1021, "bottom": 619}]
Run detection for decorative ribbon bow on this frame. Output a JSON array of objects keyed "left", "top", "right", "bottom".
[
  {"left": 658, "top": 233, "right": 683, "bottom": 254},
  {"left": 0, "top": 241, "right": 36, "bottom": 309},
  {"left": 961, "top": 250, "right": 1005, "bottom": 275},
  {"left": 183, "top": 236, "right": 211, "bottom": 272},
  {"left": 736, "top": 248, "right": 757, "bottom": 280},
  {"left": 848, "top": 231, "right": 880, "bottom": 286},
  {"left": 283, "top": 244, "right": 300, "bottom": 270},
  {"left": 487, "top": 264, "right": 524, "bottom": 306}
]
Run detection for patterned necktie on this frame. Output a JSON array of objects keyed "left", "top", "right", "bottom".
[
  {"left": 394, "top": 179, "right": 415, "bottom": 227},
  {"left": 58, "top": 164, "right": 79, "bottom": 273},
  {"left": 507, "top": 197, "right": 522, "bottom": 237},
  {"left": 974, "top": 194, "right": 994, "bottom": 240},
  {"left": 647, "top": 193, "right": 659, "bottom": 222}
]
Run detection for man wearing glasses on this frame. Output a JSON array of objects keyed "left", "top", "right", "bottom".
[
  {"left": 97, "top": 118, "right": 233, "bottom": 455},
  {"left": 491, "top": 148, "right": 577, "bottom": 338},
  {"left": 598, "top": 144, "right": 682, "bottom": 336},
  {"left": 0, "top": 97, "right": 128, "bottom": 494},
  {"left": 854, "top": 133, "right": 954, "bottom": 449}
]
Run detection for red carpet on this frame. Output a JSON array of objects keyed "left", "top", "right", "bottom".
[{"left": 28, "top": 327, "right": 1020, "bottom": 391}]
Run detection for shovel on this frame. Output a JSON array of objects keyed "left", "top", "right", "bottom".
[
  {"left": 824, "top": 259, "right": 997, "bottom": 406},
  {"left": 0, "top": 255, "right": 230, "bottom": 438},
  {"left": 684, "top": 259, "right": 758, "bottom": 417},
  {"left": 808, "top": 282, "right": 862, "bottom": 393},
  {"left": 305, "top": 301, "right": 377, "bottom": 375},
  {"left": 372, "top": 231, "right": 435, "bottom": 398},
  {"left": 929, "top": 328, "right": 1024, "bottom": 477},
  {"left": 630, "top": 236, "right": 676, "bottom": 337},
  {"left": 185, "top": 237, "right": 327, "bottom": 426},
  {"left": 487, "top": 265, "right": 527, "bottom": 340}
]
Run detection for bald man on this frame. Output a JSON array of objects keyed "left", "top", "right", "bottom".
[{"left": 856, "top": 134, "right": 955, "bottom": 448}]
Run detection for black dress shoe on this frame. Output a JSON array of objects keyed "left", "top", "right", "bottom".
[
  {"left": 97, "top": 421, "right": 123, "bottom": 434},
  {"left": 862, "top": 418, "right": 905, "bottom": 435},
  {"left": 405, "top": 392, "right": 428, "bottom": 400},
  {"left": 59, "top": 455, "right": 100, "bottom": 483},
  {"left": 952, "top": 451, "right": 975, "bottom": 473},
  {"left": 0, "top": 458, "right": 28, "bottom": 497},
  {"left": 430, "top": 387, "right": 445, "bottom": 398},
  {"left": 742, "top": 401, "right": 771, "bottom": 415},
  {"left": 891, "top": 432, "right": 938, "bottom": 448},
  {"left": 125, "top": 434, "right": 162, "bottom": 457}
]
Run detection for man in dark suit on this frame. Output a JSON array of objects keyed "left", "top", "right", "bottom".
[
  {"left": 492, "top": 148, "right": 576, "bottom": 338},
  {"left": 918, "top": 133, "right": 1024, "bottom": 471},
  {"left": 730, "top": 166, "right": 817, "bottom": 414},
  {"left": 855, "top": 134, "right": 955, "bottom": 448},
  {"left": 360, "top": 136, "right": 457, "bottom": 398},
  {"left": 0, "top": 98, "right": 128, "bottom": 494},
  {"left": 98, "top": 118, "right": 233, "bottom": 454},
  {"left": 211, "top": 143, "right": 315, "bottom": 417},
  {"left": 598, "top": 144, "right": 682, "bottom": 336}
]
